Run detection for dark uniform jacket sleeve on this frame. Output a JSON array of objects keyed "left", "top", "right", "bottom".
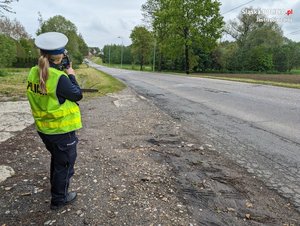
[{"left": 56, "top": 74, "right": 82, "bottom": 104}]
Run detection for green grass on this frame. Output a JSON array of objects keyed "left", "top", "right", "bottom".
[
  {"left": 90, "top": 56, "right": 102, "bottom": 65},
  {"left": 290, "top": 69, "right": 300, "bottom": 74},
  {"left": 0, "top": 65, "right": 125, "bottom": 101},
  {"left": 102, "top": 63, "right": 153, "bottom": 72},
  {"left": 0, "top": 68, "right": 29, "bottom": 99},
  {"left": 90, "top": 57, "right": 153, "bottom": 72},
  {"left": 76, "top": 64, "right": 126, "bottom": 98}
]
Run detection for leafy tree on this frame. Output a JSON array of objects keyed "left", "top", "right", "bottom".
[
  {"left": 273, "top": 41, "right": 300, "bottom": 72},
  {"left": 0, "top": 16, "right": 38, "bottom": 68},
  {"left": 142, "top": 0, "right": 224, "bottom": 74},
  {"left": 241, "top": 26, "right": 283, "bottom": 72},
  {"left": 224, "top": 7, "right": 285, "bottom": 72},
  {"left": 103, "top": 44, "right": 120, "bottom": 64},
  {"left": 247, "top": 46, "right": 273, "bottom": 71},
  {"left": 0, "top": 34, "right": 16, "bottom": 67},
  {"left": 142, "top": 0, "right": 170, "bottom": 71},
  {"left": 243, "top": 26, "right": 283, "bottom": 50},
  {"left": 0, "top": 16, "right": 30, "bottom": 40},
  {"left": 77, "top": 34, "right": 89, "bottom": 56},
  {"left": 122, "top": 45, "right": 132, "bottom": 65},
  {"left": 210, "top": 41, "right": 235, "bottom": 71},
  {"left": 130, "top": 26, "right": 153, "bottom": 70},
  {"left": 12, "top": 38, "right": 38, "bottom": 67},
  {"left": 225, "top": 7, "right": 281, "bottom": 46},
  {"left": 102, "top": 45, "right": 132, "bottom": 65}
]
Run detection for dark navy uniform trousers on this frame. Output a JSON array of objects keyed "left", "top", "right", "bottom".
[{"left": 38, "top": 131, "right": 78, "bottom": 205}]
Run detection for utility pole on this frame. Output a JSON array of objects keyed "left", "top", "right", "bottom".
[
  {"left": 153, "top": 39, "right": 156, "bottom": 72},
  {"left": 117, "top": 36, "right": 124, "bottom": 68},
  {"left": 108, "top": 44, "right": 111, "bottom": 66}
]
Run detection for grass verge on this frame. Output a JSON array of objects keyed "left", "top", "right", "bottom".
[
  {"left": 0, "top": 68, "right": 29, "bottom": 100},
  {"left": 0, "top": 65, "right": 125, "bottom": 101},
  {"left": 90, "top": 57, "right": 153, "bottom": 72},
  {"left": 76, "top": 64, "right": 126, "bottom": 99}
]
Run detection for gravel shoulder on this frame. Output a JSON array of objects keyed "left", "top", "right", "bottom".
[{"left": 0, "top": 88, "right": 299, "bottom": 225}]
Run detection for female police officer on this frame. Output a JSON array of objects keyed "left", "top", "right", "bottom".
[{"left": 27, "top": 32, "right": 82, "bottom": 210}]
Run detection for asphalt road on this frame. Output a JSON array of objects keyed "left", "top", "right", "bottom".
[{"left": 89, "top": 63, "right": 300, "bottom": 209}]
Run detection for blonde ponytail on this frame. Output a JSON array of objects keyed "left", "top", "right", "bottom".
[{"left": 38, "top": 55, "right": 50, "bottom": 94}]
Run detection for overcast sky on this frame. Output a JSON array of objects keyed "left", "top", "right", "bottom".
[{"left": 6, "top": 0, "right": 300, "bottom": 48}]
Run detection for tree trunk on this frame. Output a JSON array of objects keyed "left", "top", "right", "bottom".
[
  {"left": 185, "top": 43, "right": 190, "bottom": 74},
  {"left": 140, "top": 55, "right": 144, "bottom": 71},
  {"left": 158, "top": 50, "right": 162, "bottom": 72},
  {"left": 184, "top": 27, "right": 190, "bottom": 74}
]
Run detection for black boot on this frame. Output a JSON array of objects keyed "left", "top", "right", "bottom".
[{"left": 50, "top": 191, "right": 77, "bottom": 210}]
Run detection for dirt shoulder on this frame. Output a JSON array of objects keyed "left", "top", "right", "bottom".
[{"left": 0, "top": 88, "right": 299, "bottom": 225}]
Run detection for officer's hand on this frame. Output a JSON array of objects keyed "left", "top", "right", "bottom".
[{"left": 65, "top": 63, "right": 75, "bottom": 75}]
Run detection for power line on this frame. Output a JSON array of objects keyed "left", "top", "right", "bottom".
[
  {"left": 222, "top": 0, "right": 256, "bottom": 15},
  {"left": 288, "top": 29, "right": 300, "bottom": 35}
]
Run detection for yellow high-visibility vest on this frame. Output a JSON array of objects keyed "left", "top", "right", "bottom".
[{"left": 27, "top": 66, "right": 82, "bottom": 134}]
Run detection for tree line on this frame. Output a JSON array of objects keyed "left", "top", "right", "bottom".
[
  {"left": 102, "top": 1, "right": 300, "bottom": 74},
  {"left": 0, "top": 14, "right": 89, "bottom": 68},
  {"left": 1, "top": 0, "right": 300, "bottom": 73},
  {"left": 211, "top": 8, "right": 300, "bottom": 73}
]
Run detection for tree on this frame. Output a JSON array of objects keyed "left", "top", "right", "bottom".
[
  {"left": 0, "top": 16, "right": 38, "bottom": 68},
  {"left": 0, "top": 0, "right": 18, "bottom": 15},
  {"left": 225, "top": 7, "right": 285, "bottom": 72},
  {"left": 77, "top": 34, "right": 89, "bottom": 56},
  {"left": 142, "top": 0, "right": 168, "bottom": 71},
  {"left": 130, "top": 26, "right": 153, "bottom": 70},
  {"left": 13, "top": 38, "right": 39, "bottom": 67},
  {"left": 142, "top": 0, "right": 224, "bottom": 74},
  {"left": 273, "top": 41, "right": 300, "bottom": 72},
  {"left": 0, "top": 34, "right": 16, "bottom": 67},
  {"left": 0, "top": 16, "right": 30, "bottom": 40},
  {"left": 102, "top": 45, "right": 132, "bottom": 66}
]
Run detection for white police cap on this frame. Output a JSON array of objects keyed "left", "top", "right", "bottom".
[{"left": 35, "top": 32, "right": 68, "bottom": 54}]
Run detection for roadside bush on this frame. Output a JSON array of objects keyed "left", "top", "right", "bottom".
[
  {"left": 0, "top": 35, "right": 17, "bottom": 67},
  {"left": 0, "top": 70, "right": 6, "bottom": 77}
]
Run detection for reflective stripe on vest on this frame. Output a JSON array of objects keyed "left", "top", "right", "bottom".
[{"left": 27, "top": 66, "right": 82, "bottom": 134}]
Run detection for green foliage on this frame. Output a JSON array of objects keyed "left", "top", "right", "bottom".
[
  {"left": 0, "top": 15, "right": 89, "bottom": 69},
  {"left": 0, "top": 34, "right": 16, "bottom": 67},
  {"left": 0, "top": 69, "right": 6, "bottom": 77},
  {"left": 102, "top": 45, "right": 132, "bottom": 65},
  {"left": 130, "top": 26, "right": 153, "bottom": 70},
  {"left": 247, "top": 46, "right": 273, "bottom": 72},
  {"left": 0, "top": 17, "right": 38, "bottom": 68},
  {"left": 142, "top": 0, "right": 224, "bottom": 73},
  {"left": 209, "top": 7, "right": 300, "bottom": 73},
  {"left": 77, "top": 34, "right": 89, "bottom": 56},
  {"left": 273, "top": 42, "right": 300, "bottom": 72}
]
